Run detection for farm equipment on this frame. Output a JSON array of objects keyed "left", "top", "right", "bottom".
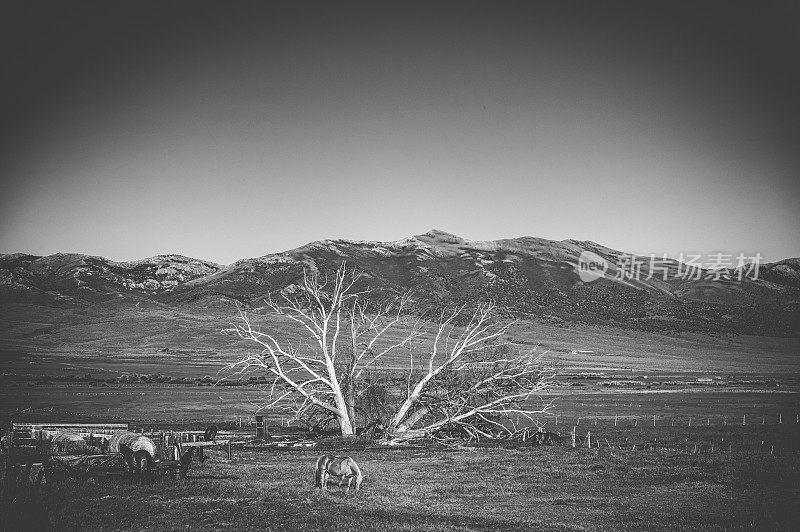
[
  {"left": 46, "top": 453, "right": 128, "bottom": 483},
  {"left": 2, "top": 422, "right": 211, "bottom": 486}
]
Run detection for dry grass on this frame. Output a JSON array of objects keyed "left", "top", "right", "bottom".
[{"left": 16, "top": 445, "right": 799, "bottom": 531}]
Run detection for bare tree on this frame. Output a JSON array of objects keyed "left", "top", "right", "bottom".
[
  {"left": 222, "top": 264, "right": 415, "bottom": 436},
  {"left": 222, "top": 264, "right": 554, "bottom": 439},
  {"left": 385, "top": 304, "right": 554, "bottom": 441}
]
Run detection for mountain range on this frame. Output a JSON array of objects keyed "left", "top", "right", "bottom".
[{"left": 1, "top": 230, "right": 798, "bottom": 337}]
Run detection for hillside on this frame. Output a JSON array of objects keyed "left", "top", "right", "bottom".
[
  {"left": 0, "top": 253, "right": 222, "bottom": 305},
  {"left": 166, "top": 230, "right": 799, "bottom": 336},
  {"left": 1, "top": 231, "right": 798, "bottom": 338}
]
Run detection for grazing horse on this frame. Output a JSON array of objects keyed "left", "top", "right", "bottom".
[
  {"left": 119, "top": 444, "right": 154, "bottom": 481},
  {"left": 315, "top": 455, "right": 363, "bottom": 492},
  {"left": 204, "top": 425, "right": 218, "bottom": 441},
  {"left": 108, "top": 431, "right": 158, "bottom": 483}
]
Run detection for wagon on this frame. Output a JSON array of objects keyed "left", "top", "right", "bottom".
[
  {"left": 45, "top": 450, "right": 192, "bottom": 483},
  {"left": 3, "top": 423, "right": 194, "bottom": 484},
  {"left": 46, "top": 453, "right": 128, "bottom": 483}
]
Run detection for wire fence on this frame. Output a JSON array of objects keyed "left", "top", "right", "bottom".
[
  {"left": 544, "top": 412, "right": 800, "bottom": 456},
  {"left": 545, "top": 412, "right": 800, "bottom": 428}
]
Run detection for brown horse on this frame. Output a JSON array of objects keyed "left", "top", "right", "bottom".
[{"left": 315, "top": 455, "right": 363, "bottom": 492}]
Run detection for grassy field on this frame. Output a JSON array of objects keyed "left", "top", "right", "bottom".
[
  {"left": 2, "top": 380, "right": 798, "bottom": 429},
  {"left": 3, "top": 381, "right": 799, "bottom": 531},
  {"left": 3, "top": 302, "right": 799, "bottom": 377},
  {"left": 3, "top": 311, "right": 799, "bottom": 530},
  {"left": 8, "top": 445, "right": 799, "bottom": 531}
]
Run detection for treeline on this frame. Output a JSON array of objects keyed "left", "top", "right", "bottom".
[{"left": 0, "top": 373, "right": 273, "bottom": 386}]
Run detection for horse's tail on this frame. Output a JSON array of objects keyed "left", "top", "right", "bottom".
[{"left": 348, "top": 457, "right": 363, "bottom": 491}]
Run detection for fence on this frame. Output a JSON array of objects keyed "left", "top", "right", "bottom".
[
  {"left": 545, "top": 412, "right": 800, "bottom": 428},
  {"left": 550, "top": 412, "right": 800, "bottom": 456}
]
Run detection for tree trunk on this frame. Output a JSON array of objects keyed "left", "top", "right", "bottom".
[
  {"left": 386, "top": 418, "right": 449, "bottom": 442},
  {"left": 338, "top": 413, "right": 355, "bottom": 436},
  {"left": 386, "top": 427, "right": 429, "bottom": 441},
  {"left": 345, "top": 382, "right": 356, "bottom": 431},
  {"left": 332, "top": 385, "right": 356, "bottom": 436},
  {"left": 339, "top": 357, "right": 357, "bottom": 436},
  {"left": 388, "top": 405, "right": 430, "bottom": 434}
]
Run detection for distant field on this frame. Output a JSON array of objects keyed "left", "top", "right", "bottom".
[
  {"left": 2, "top": 302, "right": 799, "bottom": 377},
  {"left": 3, "top": 308, "right": 799, "bottom": 440},
  {"left": 2, "top": 382, "right": 798, "bottom": 452}
]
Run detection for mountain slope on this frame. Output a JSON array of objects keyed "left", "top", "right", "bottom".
[
  {"left": 1, "top": 231, "right": 798, "bottom": 336},
  {"left": 0, "top": 253, "right": 222, "bottom": 305}
]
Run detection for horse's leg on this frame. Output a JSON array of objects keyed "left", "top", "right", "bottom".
[
  {"left": 321, "top": 469, "right": 328, "bottom": 491},
  {"left": 136, "top": 456, "right": 144, "bottom": 486},
  {"left": 138, "top": 454, "right": 150, "bottom": 486}
]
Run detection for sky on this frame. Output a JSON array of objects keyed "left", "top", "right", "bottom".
[{"left": 1, "top": 1, "right": 799, "bottom": 265}]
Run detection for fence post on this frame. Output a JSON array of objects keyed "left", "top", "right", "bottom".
[
  {"left": 3, "top": 423, "right": 14, "bottom": 502},
  {"left": 614, "top": 416, "right": 617, "bottom": 427},
  {"left": 571, "top": 426, "right": 576, "bottom": 448},
  {"left": 743, "top": 414, "right": 746, "bottom": 425},
  {"left": 587, "top": 431, "right": 591, "bottom": 449},
  {"left": 653, "top": 415, "right": 656, "bottom": 427}
]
